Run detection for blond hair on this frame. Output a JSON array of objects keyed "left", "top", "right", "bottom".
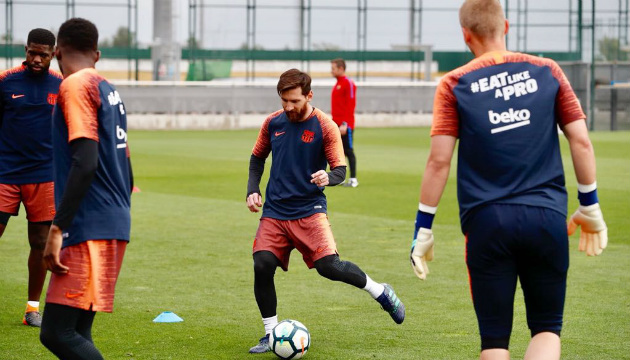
[{"left": 459, "top": 0, "right": 505, "bottom": 38}]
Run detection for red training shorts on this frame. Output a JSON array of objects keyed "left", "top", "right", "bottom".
[
  {"left": 0, "top": 182, "right": 55, "bottom": 222},
  {"left": 45, "top": 240, "right": 127, "bottom": 313},
  {"left": 253, "top": 212, "right": 338, "bottom": 271}
]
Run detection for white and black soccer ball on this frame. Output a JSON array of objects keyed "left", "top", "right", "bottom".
[{"left": 270, "top": 319, "right": 311, "bottom": 359}]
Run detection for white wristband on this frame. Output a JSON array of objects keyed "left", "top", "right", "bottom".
[
  {"left": 418, "top": 202, "right": 437, "bottom": 214},
  {"left": 577, "top": 182, "right": 597, "bottom": 193}
]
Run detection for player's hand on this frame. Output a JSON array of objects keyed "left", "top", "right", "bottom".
[
  {"left": 247, "top": 192, "right": 263, "bottom": 213},
  {"left": 310, "top": 170, "right": 329, "bottom": 187},
  {"left": 410, "top": 228, "right": 434, "bottom": 280},
  {"left": 568, "top": 203, "right": 608, "bottom": 256},
  {"left": 338, "top": 123, "right": 348, "bottom": 135},
  {"left": 43, "top": 224, "right": 69, "bottom": 274}
]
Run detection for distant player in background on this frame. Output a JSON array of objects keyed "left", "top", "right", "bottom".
[
  {"left": 410, "top": 0, "right": 608, "bottom": 359},
  {"left": 246, "top": 69, "right": 404, "bottom": 354},
  {"left": 330, "top": 58, "right": 359, "bottom": 187},
  {"left": 0, "top": 28, "right": 62, "bottom": 327},
  {"left": 39, "top": 18, "right": 132, "bottom": 360}
]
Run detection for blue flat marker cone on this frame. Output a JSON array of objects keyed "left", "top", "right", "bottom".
[{"left": 153, "top": 311, "right": 184, "bottom": 323}]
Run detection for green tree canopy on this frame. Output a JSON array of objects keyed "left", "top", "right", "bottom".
[
  {"left": 598, "top": 36, "right": 629, "bottom": 61},
  {"left": 100, "top": 27, "right": 135, "bottom": 48}
]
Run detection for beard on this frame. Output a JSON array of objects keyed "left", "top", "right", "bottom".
[
  {"left": 285, "top": 105, "right": 309, "bottom": 122},
  {"left": 27, "top": 62, "right": 48, "bottom": 75}
]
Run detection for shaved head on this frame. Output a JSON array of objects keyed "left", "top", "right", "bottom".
[{"left": 459, "top": 0, "right": 506, "bottom": 38}]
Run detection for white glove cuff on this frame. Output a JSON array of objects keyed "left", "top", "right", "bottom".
[{"left": 579, "top": 203, "right": 601, "bottom": 212}]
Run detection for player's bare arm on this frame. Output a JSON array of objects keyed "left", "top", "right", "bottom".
[
  {"left": 562, "top": 119, "right": 607, "bottom": 256},
  {"left": 419, "top": 135, "right": 457, "bottom": 207},
  {"left": 562, "top": 120, "right": 596, "bottom": 184},
  {"left": 411, "top": 134, "right": 457, "bottom": 280}
]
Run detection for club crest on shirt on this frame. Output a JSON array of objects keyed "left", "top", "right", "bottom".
[
  {"left": 47, "top": 93, "right": 58, "bottom": 105},
  {"left": 301, "top": 130, "right": 315, "bottom": 143}
]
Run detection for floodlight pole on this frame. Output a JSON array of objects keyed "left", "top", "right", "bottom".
[
  {"left": 357, "top": 0, "right": 367, "bottom": 81},
  {"left": 578, "top": 0, "right": 583, "bottom": 59},
  {"left": 188, "top": 0, "right": 197, "bottom": 69},
  {"left": 505, "top": 0, "right": 509, "bottom": 48},
  {"left": 589, "top": 0, "right": 595, "bottom": 130},
  {"left": 5, "top": 0, "right": 13, "bottom": 69},
  {"left": 409, "top": 0, "right": 423, "bottom": 81},
  {"left": 300, "top": 0, "right": 312, "bottom": 73},
  {"left": 246, "top": 0, "right": 256, "bottom": 81},
  {"left": 66, "top": 0, "right": 75, "bottom": 19}
]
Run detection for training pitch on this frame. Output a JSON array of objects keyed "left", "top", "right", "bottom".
[{"left": 0, "top": 127, "right": 628, "bottom": 359}]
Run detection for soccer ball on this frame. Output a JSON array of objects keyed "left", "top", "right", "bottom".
[{"left": 270, "top": 319, "right": 311, "bottom": 359}]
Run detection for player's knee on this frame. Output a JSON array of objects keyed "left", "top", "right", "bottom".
[
  {"left": 29, "top": 237, "right": 47, "bottom": 251},
  {"left": 28, "top": 221, "right": 51, "bottom": 250},
  {"left": 40, "top": 323, "right": 62, "bottom": 350},
  {"left": 481, "top": 336, "right": 510, "bottom": 351},
  {"left": 314, "top": 255, "right": 340, "bottom": 279},
  {"left": 0, "top": 212, "right": 10, "bottom": 233},
  {"left": 531, "top": 329, "right": 561, "bottom": 338},
  {"left": 253, "top": 251, "right": 278, "bottom": 276}
]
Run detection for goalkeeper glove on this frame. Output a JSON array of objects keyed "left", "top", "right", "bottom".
[
  {"left": 411, "top": 204, "right": 436, "bottom": 280},
  {"left": 411, "top": 228, "right": 434, "bottom": 280},
  {"left": 567, "top": 183, "right": 607, "bottom": 256},
  {"left": 568, "top": 203, "right": 608, "bottom": 256}
]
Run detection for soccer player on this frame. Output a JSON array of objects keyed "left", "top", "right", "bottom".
[
  {"left": 247, "top": 69, "right": 404, "bottom": 354},
  {"left": 39, "top": 18, "right": 132, "bottom": 360},
  {"left": 0, "top": 28, "right": 62, "bottom": 327},
  {"left": 409, "top": 1, "right": 608, "bottom": 359},
  {"left": 330, "top": 58, "right": 359, "bottom": 187}
]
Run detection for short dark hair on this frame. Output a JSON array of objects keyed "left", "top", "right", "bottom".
[
  {"left": 277, "top": 69, "right": 311, "bottom": 96},
  {"left": 27, "top": 28, "right": 55, "bottom": 47},
  {"left": 331, "top": 58, "right": 346, "bottom": 70},
  {"left": 57, "top": 18, "right": 99, "bottom": 52}
]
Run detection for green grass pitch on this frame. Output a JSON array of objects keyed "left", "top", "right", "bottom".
[{"left": 0, "top": 127, "right": 628, "bottom": 359}]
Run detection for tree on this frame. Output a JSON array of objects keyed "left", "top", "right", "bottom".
[
  {"left": 598, "top": 36, "right": 629, "bottom": 61},
  {"left": 312, "top": 42, "right": 341, "bottom": 51},
  {"left": 186, "top": 36, "right": 199, "bottom": 50},
  {"left": 239, "top": 42, "right": 264, "bottom": 50},
  {"left": 99, "top": 38, "right": 112, "bottom": 48},
  {"left": 100, "top": 26, "right": 135, "bottom": 48}
]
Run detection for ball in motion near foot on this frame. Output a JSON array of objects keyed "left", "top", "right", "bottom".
[{"left": 271, "top": 319, "right": 311, "bottom": 359}]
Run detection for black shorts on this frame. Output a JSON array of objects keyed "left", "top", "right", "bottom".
[{"left": 465, "top": 204, "right": 568, "bottom": 349}]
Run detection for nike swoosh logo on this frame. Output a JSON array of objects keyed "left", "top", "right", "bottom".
[
  {"left": 65, "top": 291, "right": 83, "bottom": 299},
  {"left": 275, "top": 131, "right": 286, "bottom": 137},
  {"left": 12, "top": 94, "right": 25, "bottom": 99}
]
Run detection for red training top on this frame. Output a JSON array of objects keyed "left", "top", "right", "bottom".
[{"left": 330, "top": 76, "right": 357, "bottom": 130}]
